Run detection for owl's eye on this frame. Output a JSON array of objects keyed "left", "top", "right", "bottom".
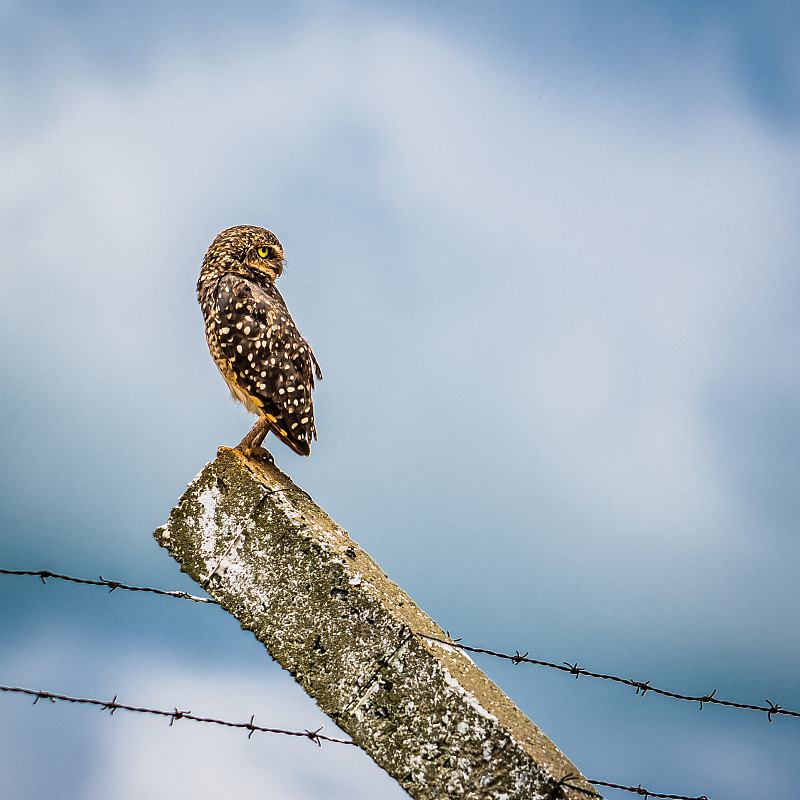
[{"left": 257, "top": 246, "right": 272, "bottom": 259}]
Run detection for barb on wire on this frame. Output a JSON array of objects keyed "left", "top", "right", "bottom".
[
  {"left": 3, "top": 568, "right": 719, "bottom": 799},
  {"left": 548, "top": 771, "right": 709, "bottom": 800},
  {"left": 580, "top": 777, "right": 709, "bottom": 800},
  {"left": 3, "top": 683, "right": 709, "bottom": 800},
  {"left": 0, "top": 683, "right": 353, "bottom": 746},
  {"left": 0, "top": 569, "right": 218, "bottom": 604},
  {"left": 4, "top": 567, "right": 797, "bottom": 724},
  {"left": 420, "top": 634, "right": 800, "bottom": 722}
]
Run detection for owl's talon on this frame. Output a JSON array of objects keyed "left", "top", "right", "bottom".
[
  {"left": 251, "top": 446, "right": 274, "bottom": 464},
  {"left": 238, "top": 445, "right": 274, "bottom": 464}
]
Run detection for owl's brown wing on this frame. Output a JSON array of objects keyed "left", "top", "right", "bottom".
[{"left": 215, "top": 274, "right": 318, "bottom": 456}]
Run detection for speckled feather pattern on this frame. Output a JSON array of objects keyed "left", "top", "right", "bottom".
[{"left": 197, "top": 225, "right": 322, "bottom": 456}]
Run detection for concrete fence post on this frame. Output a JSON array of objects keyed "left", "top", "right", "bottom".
[{"left": 154, "top": 447, "right": 601, "bottom": 800}]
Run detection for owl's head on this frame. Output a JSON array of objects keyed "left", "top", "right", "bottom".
[{"left": 203, "top": 225, "right": 285, "bottom": 283}]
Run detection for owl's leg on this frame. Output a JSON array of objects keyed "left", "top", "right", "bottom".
[{"left": 236, "top": 416, "right": 274, "bottom": 463}]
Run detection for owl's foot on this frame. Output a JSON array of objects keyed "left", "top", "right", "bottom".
[
  {"left": 240, "top": 445, "right": 274, "bottom": 464},
  {"left": 236, "top": 417, "right": 274, "bottom": 463}
]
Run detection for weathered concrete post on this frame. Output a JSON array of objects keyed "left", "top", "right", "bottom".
[{"left": 154, "top": 447, "right": 600, "bottom": 800}]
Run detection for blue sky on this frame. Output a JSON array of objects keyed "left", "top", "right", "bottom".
[{"left": 2, "top": 2, "right": 799, "bottom": 798}]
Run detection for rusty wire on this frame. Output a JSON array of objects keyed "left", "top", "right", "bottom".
[
  {"left": 554, "top": 772, "right": 709, "bottom": 800},
  {"left": 3, "top": 567, "right": 797, "bottom": 722},
  {"left": 587, "top": 779, "right": 708, "bottom": 800},
  {"left": 420, "top": 633, "right": 795, "bottom": 722},
  {"left": 2, "top": 680, "right": 711, "bottom": 799},
  {"left": 0, "top": 569, "right": 217, "bottom": 604},
  {"left": 6, "top": 566, "right": 797, "bottom": 798},
  {"left": 0, "top": 683, "right": 352, "bottom": 745}
]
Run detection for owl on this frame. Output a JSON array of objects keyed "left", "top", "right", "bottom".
[{"left": 197, "top": 225, "right": 322, "bottom": 460}]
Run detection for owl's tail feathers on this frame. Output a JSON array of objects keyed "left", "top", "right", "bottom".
[{"left": 270, "top": 424, "right": 312, "bottom": 457}]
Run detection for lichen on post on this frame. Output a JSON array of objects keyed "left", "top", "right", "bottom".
[{"left": 154, "top": 447, "right": 601, "bottom": 800}]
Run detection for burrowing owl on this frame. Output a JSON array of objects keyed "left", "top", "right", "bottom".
[{"left": 197, "top": 225, "right": 322, "bottom": 460}]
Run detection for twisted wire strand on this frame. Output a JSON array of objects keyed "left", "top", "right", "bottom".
[
  {"left": 3, "top": 568, "right": 795, "bottom": 721},
  {"left": 420, "top": 634, "right": 795, "bottom": 722},
  {"left": 1, "top": 683, "right": 711, "bottom": 798},
  {"left": 2, "top": 566, "right": 731, "bottom": 798},
  {"left": 0, "top": 569, "right": 217, "bottom": 604},
  {"left": 0, "top": 683, "right": 352, "bottom": 745}
]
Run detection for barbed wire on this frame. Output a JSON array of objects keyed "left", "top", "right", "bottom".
[
  {"left": 0, "top": 683, "right": 353, "bottom": 745},
  {"left": 0, "top": 569, "right": 217, "bottom": 604},
  {"left": 421, "top": 634, "right": 796, "bottom": 722},
  {"left": 2, "top": 681, "right": 709, "bottom": 800},
  {"left": 4, "top": 567, "right": 793, "bottom": 723},
  {"left": 588, "top": 780, "right": 707, "bottom": 800},
  {"left": 554, "top": 772, "right": 708, "bottom": 800}
]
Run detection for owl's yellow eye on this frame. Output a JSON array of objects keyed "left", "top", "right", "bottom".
[{"left": 257, "top": 246, "right": 272, "bottom": 259}]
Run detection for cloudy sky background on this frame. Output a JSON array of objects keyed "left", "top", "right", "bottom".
[{"left": 2, "top": 1, "right": 799, "bottom": 797}]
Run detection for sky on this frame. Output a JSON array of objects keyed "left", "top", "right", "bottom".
[{"left": 1, "top": 1, "right": 799, "bottom": 798}]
